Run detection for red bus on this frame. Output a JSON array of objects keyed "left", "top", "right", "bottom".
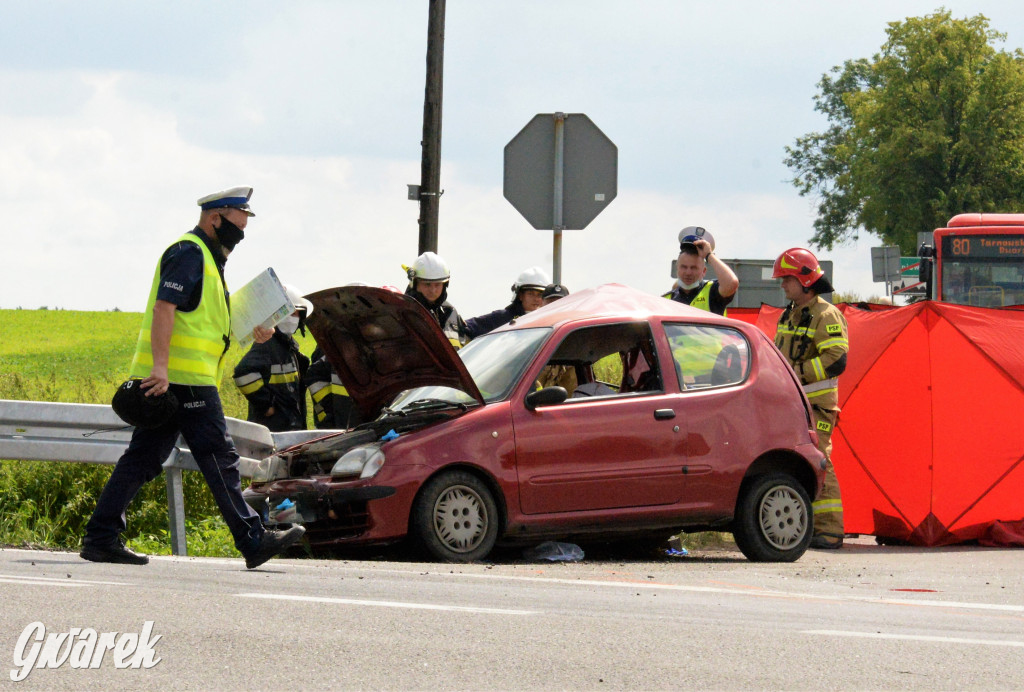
[{"left": 920, "top": 214, "right": 1024, "bottom": 307}]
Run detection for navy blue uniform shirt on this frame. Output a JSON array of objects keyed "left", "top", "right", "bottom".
[{"left": 155, "top": 229, "right": 228, "bottom": 312}]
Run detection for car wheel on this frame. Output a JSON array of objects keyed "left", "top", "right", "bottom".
[
  {"left": 410, "top": 470, "right": 500, "bottom": 562},
  {"left": 732, "top": 472, "right": 812, "bottom": 562}
]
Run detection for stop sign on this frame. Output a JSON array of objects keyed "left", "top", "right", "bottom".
[{"left": 504, "top": 113, "right": 617, "bottom": 230}]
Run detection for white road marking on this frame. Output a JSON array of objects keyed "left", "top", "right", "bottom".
[
  {"left": 236, "top": 592, "right": 537, "bottom": 615},
  {"left": 804, "top": 629, "right": 1024, "bottom": 648},
  {"left": 0, "top": 573, "right": 131, "bottom": 587},
  {"left": 303, "top": 566, "right": 1024, "bottom": 615}
]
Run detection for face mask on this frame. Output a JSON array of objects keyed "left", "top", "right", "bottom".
[
  {"left": 277, "top": 315, "right": 299, "bottom": 335},
  {"left": 676, "top": 278, "right": 702, "bottom": 291},
  {"left": 215, "top": 214, "right": 245, "bottom": 251}
]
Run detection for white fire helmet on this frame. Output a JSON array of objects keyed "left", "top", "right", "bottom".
[
  {"left": 283, "top": 284, "right": 314, "bottom": 316},
  {"left": 512, "top": 266, "right": 551, "bottom": 293},
  {"left": 409, "top": 252, "right": 451, "bottom": 283}
]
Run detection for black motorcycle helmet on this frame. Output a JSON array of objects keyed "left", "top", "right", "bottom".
[{"left": 111, "top": 379, "right": 178, "bottom": 429}]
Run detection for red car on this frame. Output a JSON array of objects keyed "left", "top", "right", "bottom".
[{"left": 244, "top": 284, "right": 825, "bottom": 562}]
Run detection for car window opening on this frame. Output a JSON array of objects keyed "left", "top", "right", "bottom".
[{"left": 536, "top": 322, "right": 664, "bottom": 402}]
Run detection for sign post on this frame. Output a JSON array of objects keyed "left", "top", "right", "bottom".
[{"left": 504, "top": 113, "right": 617, "bottom": 283}]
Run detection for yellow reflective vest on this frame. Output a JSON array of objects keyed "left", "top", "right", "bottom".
[
  {"left": 129, "top": 233, "right": 230, "bottom": 387},
  {"left": 663, "top": 281, "right": 727, "bottom": 317}
]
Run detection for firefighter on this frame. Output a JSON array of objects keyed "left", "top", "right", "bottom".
[
  {"left": 772, "top": 247, "right": 849, "bottom": 549},
  {"left": 465, "top": 266, "right": 550, "bottom": 339},
  {"left": 404, "top": 252, "right": 468, "bottom": 349},
  {"left": 232, "top": 284, "right": 311, "bottom": 432},
  {"left": 305, "top": 346, "right": 360, "bottom": 430},
  {"left": 664, "top": 226, "right": 738, "bottom": 316}
]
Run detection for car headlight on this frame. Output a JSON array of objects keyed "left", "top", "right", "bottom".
[
  {"left": 253, "top": 454, "right": 288, "bottom": 483},
  {"left": 330, "top": 445, "right": 385, "bottom": 480}
]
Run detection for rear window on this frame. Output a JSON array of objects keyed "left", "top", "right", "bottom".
[{"left": 664, "top": 324, "right": 750, "bottom": 390}]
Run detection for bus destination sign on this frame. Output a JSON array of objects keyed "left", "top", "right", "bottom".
[{"left": 943, "top": 234, "right": 1024, "bottom": 259}]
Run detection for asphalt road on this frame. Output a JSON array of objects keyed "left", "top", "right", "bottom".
[{"left": 1, "top": 538, "right": 1021, "bottom": 691}]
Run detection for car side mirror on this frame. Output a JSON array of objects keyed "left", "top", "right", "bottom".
[{"left": 525, "top": 386, "right": 568, "bottom": 411}]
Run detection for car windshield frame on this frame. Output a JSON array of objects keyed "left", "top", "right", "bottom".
[{"left": 389, "top": 327, "right": 552, "bottom": 410}]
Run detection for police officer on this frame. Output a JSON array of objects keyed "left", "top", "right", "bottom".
[
  {"left": 81, "top": 187, "right": 305, "bottom": 568},
  {"left": 404, "top": 252, "right": 468, "bottom": 348},
  {"left": 232, "top": 284, "right": 311, "bottom": 432},
  {"left": 541, "top": 283, "right": 570, "bottom": 305},
  {"left": 772, "top": 247, "right": 849, "bottom": 549},
  {"left": 664, "top": 227, "right": 738, "bottom": 316},
  {"left": 465, "top": 266, "right": 550, "bottom": 339}
]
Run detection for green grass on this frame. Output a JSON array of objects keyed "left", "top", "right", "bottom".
[{"left": 0, "top": 308, "right": 318, "bottom": 557}]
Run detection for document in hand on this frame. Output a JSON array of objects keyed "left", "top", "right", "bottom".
[{"left": 231, "top": 267, "right": 293, "bottom": 348}]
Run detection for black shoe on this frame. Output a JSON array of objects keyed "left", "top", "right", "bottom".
[
  {"left": 809, "top": 536, "right": 843, "bottom": 550},
  {"left": 80, "top": 539, "right": 150, "bottom": 565},
  {"left": 245, "top": 525, "right": 306, "bottom": 569}
]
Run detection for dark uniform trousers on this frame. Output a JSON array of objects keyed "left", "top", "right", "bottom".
[{"left": 85, "top": 383, "right": 263, "bottom": 555}]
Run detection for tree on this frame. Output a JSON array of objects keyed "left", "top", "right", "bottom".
[{"left": 785, "top": 10, "right": 1024, "bottom": 253}]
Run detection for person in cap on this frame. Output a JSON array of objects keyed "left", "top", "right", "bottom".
[
  {"left": 232, "top": 284, "right": 312, "bottom": 432},
  {"left": 541, "top": 283, "right": 570, "bottom": 305},
  {"left": 772, "top": 247, "right": 849, "bottom": 550},
  {"left": 404, "top": 252, "right": 469, "bottom": 349},
  {"left": 465, "top": 266, "right": 551, "bottom": 339},
  {"left": 81, "top": 187, "right": 305, "bottom": 568},
  {"left": 664, "top": 226, "right": 738, "bottom": 316}
]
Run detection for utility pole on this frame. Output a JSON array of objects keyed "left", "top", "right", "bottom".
[{"left": 417, "top": 0, "right": 445, "bottom": 254}]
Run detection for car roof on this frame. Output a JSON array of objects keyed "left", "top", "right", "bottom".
[{"left": 493, "top": 283, "right": 741, "bottom": 332}]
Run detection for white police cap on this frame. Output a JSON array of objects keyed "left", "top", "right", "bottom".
[
  {"left": 197, "top": 186, "right": 255, "bottom": 216},
  {"left": 678, "top": 226, "right": 715, "bottom": 253}
]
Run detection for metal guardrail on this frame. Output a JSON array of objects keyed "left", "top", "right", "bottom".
[{"left": 0, "top": 399, "right": 335, "bottom": 556}]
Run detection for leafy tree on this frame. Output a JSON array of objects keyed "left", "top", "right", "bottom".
[{"left": 785, "top": 9, "right": 1024, "bottom": 253}]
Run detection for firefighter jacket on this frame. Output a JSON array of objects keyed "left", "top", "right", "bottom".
[
  {"left": 232, "top": 330, "right": 309, "bottom": 432},
  {"left": 129, "top": 233, "right": 230, "bottom": 386},
  {"left": 422, "top": 301, "right": 468, "bottom": 349},
  {"left": 465, "top": 299, "right": 526, "bottom": 339},
  {"left": 406, "top": 287, "right": 469, "bottom": 349},
  {"left": 774, "top": 295, "right": 849, "bottom": 409},
  {"left": 304, "top": 347, "right": 361, "bottom": 429}
]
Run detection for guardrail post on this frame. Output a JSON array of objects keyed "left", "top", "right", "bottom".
[{"left": 164, "top": 446, "right": 188, "bottom": 556}]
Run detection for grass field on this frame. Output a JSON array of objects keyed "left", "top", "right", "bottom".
[{"left": 0, "top": 308, "right": 318, "bottom": 558}]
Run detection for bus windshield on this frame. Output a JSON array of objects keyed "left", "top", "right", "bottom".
[{"left": 939, "top": 233, "right": 1024, "bottom": 307}]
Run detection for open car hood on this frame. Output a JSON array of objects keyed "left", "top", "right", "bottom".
[{"left": 304, "top": 286, "right": 485, "bottom": 419}]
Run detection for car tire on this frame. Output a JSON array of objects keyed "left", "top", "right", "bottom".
[
  {"left": 410, "top": 470, "right": 500, "bottom": 562},
  {"left": 732, "top": 472, "right": 812, "bottom": 562}
]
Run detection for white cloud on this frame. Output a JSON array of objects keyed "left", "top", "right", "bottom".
[{"left": 0, "top": 68, "right": 887, "bottom": 314}]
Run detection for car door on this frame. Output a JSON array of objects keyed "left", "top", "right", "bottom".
[
  {"left": 511, "top": 321, "right": 688, "bottom": 515},
  {"left": 662, "top": 322, "right": 753, "bottom": 511}
]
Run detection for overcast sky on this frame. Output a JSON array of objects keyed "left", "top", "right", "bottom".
[{"left": 3, "top": 1, "right": 1024, "bottom": 315}]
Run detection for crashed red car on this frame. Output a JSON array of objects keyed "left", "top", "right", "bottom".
[{"left": 244, "top": 284, "right": 825, "bottom": 562}]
